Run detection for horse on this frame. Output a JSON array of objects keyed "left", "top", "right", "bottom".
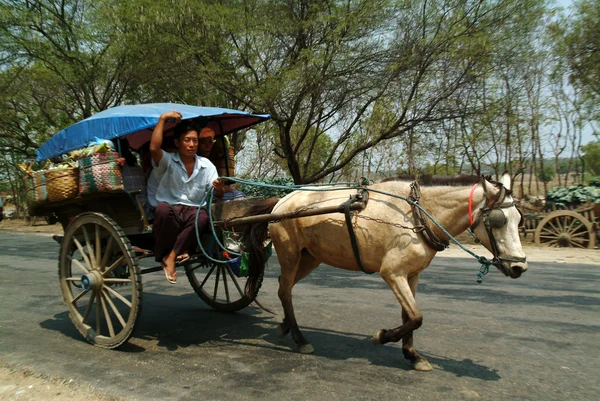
[{"left": 241, "top": 172, "right": 528, "bottom": 371}]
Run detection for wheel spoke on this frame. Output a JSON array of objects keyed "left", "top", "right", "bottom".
[
  {"left": 103, "top": 289, "right": 127, "bottom": 328},
  {"left": 564, "top": 218, "right": 577, "bottom": 234},
  {"left": 95, "top": 225, "right": 101, "bottom": 267},
  {"left": 81, "top": 226, "right": 96, "bottom": 270},
  {"left": 541, "top": 227, "right": 558, "bottom": 236},
  {"left": 547, "top": 220, "right": 562, "bottom": 233},
  {"left": 571, "top": 241, "right": 587, "bottom": 249},
  {"left": 82, "top": 292, "right": 96, "bottom": 324},
  {"left": 96, "top": 295, "right": 101, "bottom": 336},
  {"left": 100, "top": 293, "right": 115, "bottom": 337},
  {"left": 199, "top": 264, "right": 217, "bottom": 290},
  {"left": 224, "top": 264, "right": 246, "bottom": 298},
  {"left": 103, "top": 278, "right": 131, "bottom": 284},
  {"left": 71, "top": 288, "right": 89, "bottom": 304},
  {"left": 67, "top": 255, "right": 90, "bottom": 274},
  {"left": 104, "top": 285, "right": 132, "bottom": 308},
  {"left": 65, "top": 277, "right": 81, "bottom": 282},
  {"left": 73, "top": 237, "right": 93, "bottom": 271},
  {"left": 213, "top": 265, "right": 221, "bottom": 302},
  {"left": 103, "top": 256, "right": 126, "bottom": 277},
  {"left": 570, "top": 231, "right": 589, "bottom": 237},
  {"left": 220, "top": 266, "right": 230, "bottom": 304},
  {"left": 100, "top": 237, "right": 115, "bottom": 272}
]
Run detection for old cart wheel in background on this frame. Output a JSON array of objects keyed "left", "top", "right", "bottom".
[
  {"left": 59, "top": 212, "right": 142, "bottom": 348},
  {"left": 184, "top": 253, "right": 263, "bottom": 312},
  {"left": 534, "top": 210, "right": 596, "bottom": 249}
]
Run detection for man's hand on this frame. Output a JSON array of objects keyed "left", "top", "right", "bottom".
[
  {"left": 160, "top": 111, "right": 182, "bottom": 123},
  {"left": 212, "top": 179, "right": 225, "bottom": 197},
  {"left": 151, "top": 110, "right": 182, "bottom": 165}
]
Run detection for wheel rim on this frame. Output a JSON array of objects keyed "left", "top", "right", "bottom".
[
  {"left": 535, "top": 211, "right": 595, "bottom": 249},
  {"left": 184, "top": 255, "right": 261, "bottom": 312},
  {"left": 59, "top": 213, "right": 141, "bottom": 348}
]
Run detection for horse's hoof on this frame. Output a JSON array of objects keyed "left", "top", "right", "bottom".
[
  {"left": 298, "top": 343, "right": 315, "bottom": 354},
  {"left": 413, "top": 358, "right": 433, "bottom": 372},
  {"left": 371, "top": 330, "right": 384, "bottom": 344}
]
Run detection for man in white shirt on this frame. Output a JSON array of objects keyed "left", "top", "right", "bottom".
[{"left": 150, "top": 111, "right": 224, "bottom": 283}]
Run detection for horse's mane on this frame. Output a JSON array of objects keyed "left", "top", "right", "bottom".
[{"left": 381, "top": 174, "right": 480, "bottom": 187}]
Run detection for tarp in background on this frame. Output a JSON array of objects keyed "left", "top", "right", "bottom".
[{"left": 36, "top": 103, "right": 270, "bottom": 162}]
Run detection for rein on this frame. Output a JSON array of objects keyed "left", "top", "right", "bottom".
[{"left": 202, "top": 177, "right": 525, "bottom": 283}]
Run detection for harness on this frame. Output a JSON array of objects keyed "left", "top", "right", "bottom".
[
  {"left": 468, "top": 183, "right": 526, "bottom": 266},
  {"left": 409, "top": 182, "right": 449, "bottom": 251},
  {"left": 343, "top": 187, "right": 373, "bottom": 274}
]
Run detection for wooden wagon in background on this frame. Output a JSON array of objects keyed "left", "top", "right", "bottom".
[{"left": 520, "top": 201, "right": 599, "bottom": 249}]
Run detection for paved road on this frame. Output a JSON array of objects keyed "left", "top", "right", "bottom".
[{"left": 0, "top": 231, "right": 598, "bottom": 401}]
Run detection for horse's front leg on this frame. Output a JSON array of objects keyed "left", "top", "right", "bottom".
[{"left": 372, "top": 273, "right": 432, "bottom": 371}]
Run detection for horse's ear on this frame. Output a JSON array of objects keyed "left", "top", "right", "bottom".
[
  {"left": 500, "top": 170, "right": 511, "bottom": 190},
  {"left": 480, "top": 175, "right": 498, "bottom": 201}
]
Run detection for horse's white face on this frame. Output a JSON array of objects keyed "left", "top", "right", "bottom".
[{"left": 472, "top": 173, "right": 528, "bottom": 279}]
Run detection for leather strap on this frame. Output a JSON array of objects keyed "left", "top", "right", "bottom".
[
  {"left": 409, "top": 182, "right": 449, "bottom": 251},
  {"left": 344, "top": 193, "right": 373, "bottom": 274}
]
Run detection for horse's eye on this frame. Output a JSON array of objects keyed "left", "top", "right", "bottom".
[{"left": 487, "top": 209, "right": 507, "bottom": 229}]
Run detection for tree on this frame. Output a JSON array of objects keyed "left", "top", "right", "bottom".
[
  {"left": 580, "top": 140, "right": 600, "bottom": 175},
  {"left": 563, "top": 0, "right": 600, "bottom": 108}
]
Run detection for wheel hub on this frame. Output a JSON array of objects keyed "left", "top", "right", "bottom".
[
  {"left": 81, "top": 270, "right": 104, "bottom": 292},
  {"left": 557, "top": 233, "right": 571, "bottom": 247}
]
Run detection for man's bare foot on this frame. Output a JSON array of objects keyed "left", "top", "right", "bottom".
[{"left": 162, "top": 256, "right": 177, "bottom": 284}]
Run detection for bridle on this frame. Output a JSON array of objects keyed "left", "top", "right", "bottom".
[{"left": 468, "top": 183, "right": 527, "bottom": 266}]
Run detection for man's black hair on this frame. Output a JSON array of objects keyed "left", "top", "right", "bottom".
[{"left": 174, "top": 120, "right": 200, "bottom": 140}]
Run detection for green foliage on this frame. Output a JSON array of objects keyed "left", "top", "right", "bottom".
[
  {"left": 581, "top": 140, "right": 600, "bottom": 175},
  {"left": 564, "top": 0, "right": 600, "bottom": 104},
  {"left": 238, "top": 177, "right": 295, "bottom": 199},
  {"left": 587, "top": 176, "right": 600, "bottom": 187},
  {"left": 545, "top": 185, "right": 600, "bottom": 209},
  {"left": 537, "top": 165, "right": 556, "bottom": 183}
]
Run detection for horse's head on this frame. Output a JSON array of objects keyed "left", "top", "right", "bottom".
[{"left": 470, "top": 173, "right": 528, "bottom": 279}]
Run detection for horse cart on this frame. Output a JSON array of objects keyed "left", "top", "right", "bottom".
[
  {"left": 521, "top": 202, "right": 599, "bottom": 249},
  {"left": 28, "top": 104, "right": 272, "bottom": 348}
]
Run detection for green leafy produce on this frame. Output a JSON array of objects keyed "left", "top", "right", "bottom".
[{"left": 546, "top": 185, "right": 600, "bottom": 209}]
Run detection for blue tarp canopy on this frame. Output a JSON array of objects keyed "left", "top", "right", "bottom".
[{"left": 36, "top": 103, "right": 270, "bottom": 162}]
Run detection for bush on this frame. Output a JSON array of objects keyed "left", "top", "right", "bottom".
[
  {"left": 537, "top": 165, "right": 556, "bottom": 183},
  {"left": 587, "top": 176, "right": 600, "bottom": 187}
]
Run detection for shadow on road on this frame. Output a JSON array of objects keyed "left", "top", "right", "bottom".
[{"left": 38, "top": 289, "right": 502, "bottom": 380}]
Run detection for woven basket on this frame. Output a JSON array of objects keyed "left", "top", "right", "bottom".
[
  {"left": 79, "top": 152, "right": 124, "bottom": 195},
  {"left": 46, "top": 168, "right": 80, "bottom": 202},
  {"left": 25, "top": 170, "right": 48, "bottom": 204},
  {"left": 212, "top": 146, "right": 236, "bottom": 177}
]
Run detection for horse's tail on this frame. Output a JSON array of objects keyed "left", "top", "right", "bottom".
[{"left": 241, "top": 197, "right": 279, "bottom": 296}]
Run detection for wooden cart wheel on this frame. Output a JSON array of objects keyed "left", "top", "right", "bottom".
[
  {"left": 58, "top": 212, "right": 142, "bottom": 348},
  {"left": 184, "top": 253, "right": 263, "bottom": 313},
  {"left": 534, "top": 210, "right": 596, "bottom": 249}
]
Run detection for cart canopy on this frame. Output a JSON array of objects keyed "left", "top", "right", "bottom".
[{"left": 36, "top": 103, "right": 270, "bottom": 162}]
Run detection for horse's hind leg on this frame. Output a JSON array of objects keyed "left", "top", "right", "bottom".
[
  {"left": 373, "top": 273, "right": 432, "bottom": 371},
  {"left": 277, "top": 248, "right": 320, "bottom": 354}
]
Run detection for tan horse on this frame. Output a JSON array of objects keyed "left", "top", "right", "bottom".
[{"left": 242, "top": 173, "right": 528, "bottom": 371}]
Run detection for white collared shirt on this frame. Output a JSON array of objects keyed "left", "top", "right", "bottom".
[{"left": 152, "top": 151, "right": 218, "bottom": 207}]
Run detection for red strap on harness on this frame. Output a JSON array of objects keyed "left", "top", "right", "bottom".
[{"left": 468, "top": 183, "right": 478, "bottom": 226}]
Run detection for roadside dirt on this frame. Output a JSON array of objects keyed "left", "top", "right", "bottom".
[
  {"left": 0, "top": 217, "right": 597, "bottom": 400},
  {"left": 0, "top": 364, "right": 117, "bottom": 401}
]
